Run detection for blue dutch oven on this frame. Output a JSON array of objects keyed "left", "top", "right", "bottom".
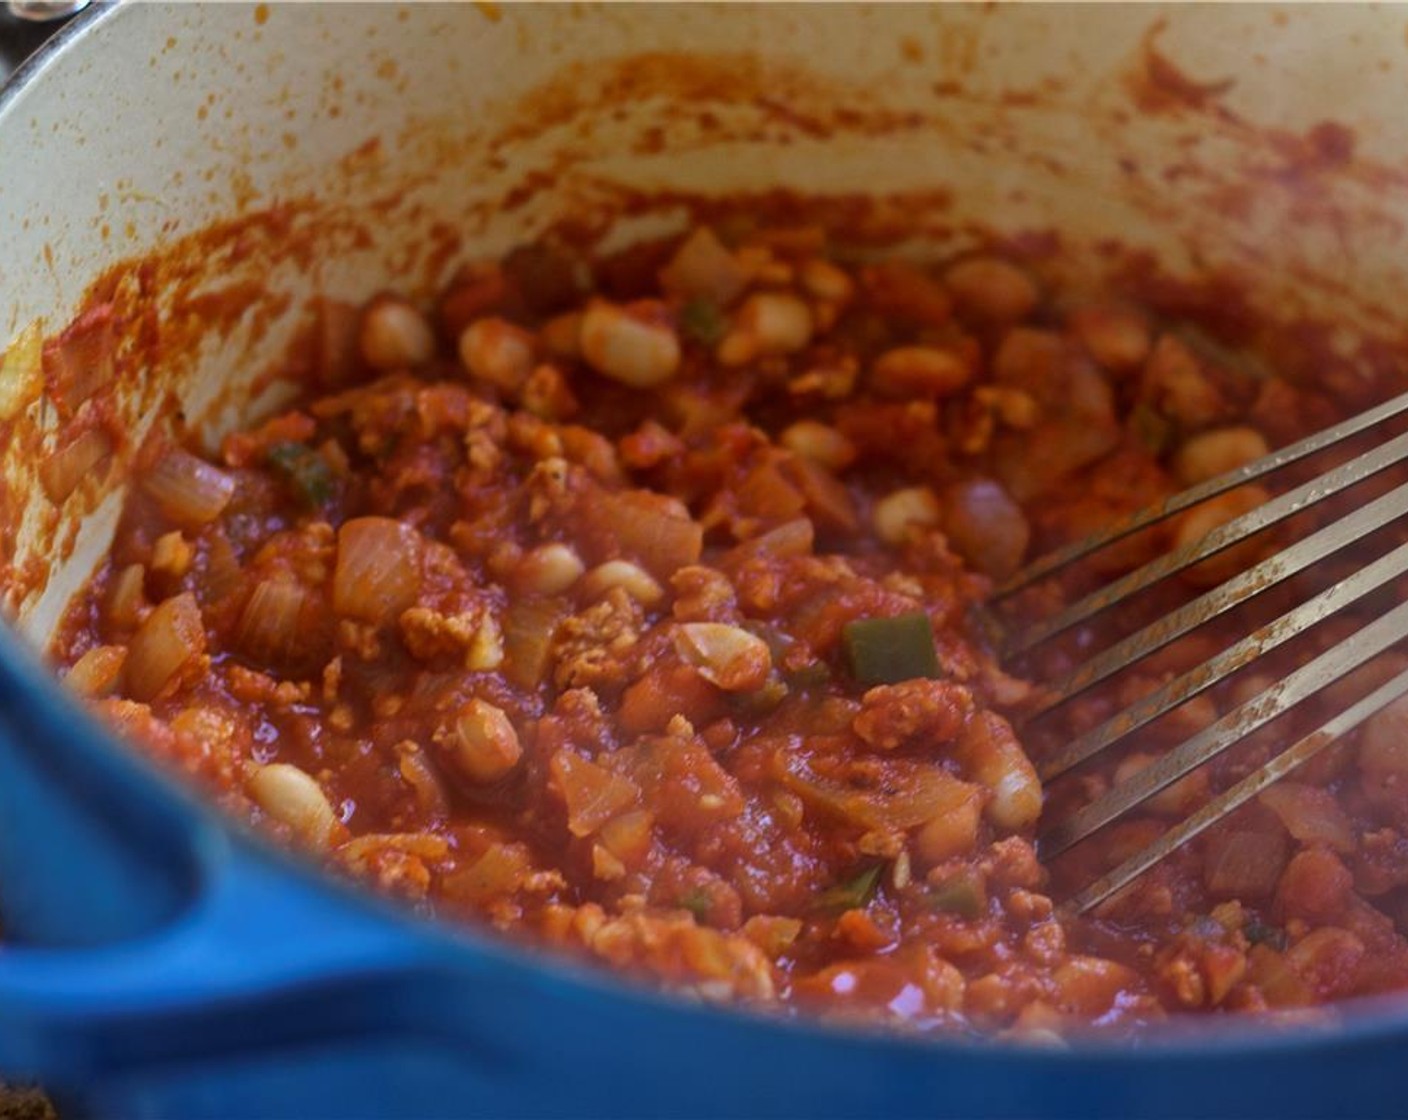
[{"left": 5, "top": 4, "right": 1408, "bottom": 1116}]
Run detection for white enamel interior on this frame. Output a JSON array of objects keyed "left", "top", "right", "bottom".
[{"left": 4, "top": 2, "right": 1408, "bottom": 645}]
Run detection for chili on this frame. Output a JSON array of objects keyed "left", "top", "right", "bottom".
[{"left": 50, "top": 222, "right": 1408, "bottom": 1039}]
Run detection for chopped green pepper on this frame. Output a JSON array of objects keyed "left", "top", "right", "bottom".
[
  {"left": 815, "top": 863, "right": 884, "bottom": 913},
  {"left": 679, "top": 298, "right": 726, "bottom": 346},
  {"left": 741, "top": 620, "right": 832, "bottom": 695},
  {"left": 784, "top": 660, "right": 832, "bottom": 691},
  {"left": 842, "top": 612, "right": 940, "bottom": 686},
  {"left": 927, "top": 873, "right": 986, "bottom": 919},
  {"left": 266, "top": 441, "right": 335, "bottom": 508}
]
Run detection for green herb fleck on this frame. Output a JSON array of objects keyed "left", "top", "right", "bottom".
[
  {"left": 739, "top": 675, "right": 789, "bottom": 715},
  {"left": 1128, "top": 403, "right": 1173, "bottom": 455},
  {"left": 1244, "top": 920, "right": 1288, "bottom": 952},
  {"left": 816, "top": 863, "right": 884, "bottom": 914},
  {"left": 679, "top": 298, "right": 726, "bottom": 346},
  {"left": 842, "top": 612, "right": 940, "bottom": 686},
  {"left": 679, "top": 888, "right": 713, "bottom": 919},
  {"left": 266, "top": 441, "right": 335, "bottom": 508},
  {"left": 1174, "top": 325, "right": 1271, "bottom": 385},
  {"left": 964, "top": 602, "right": 1006, "bottom": 652}
]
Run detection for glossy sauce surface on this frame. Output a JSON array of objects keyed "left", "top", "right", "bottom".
[{"left": 53, "top": 223, "right": 1408, "bottom": 1037}]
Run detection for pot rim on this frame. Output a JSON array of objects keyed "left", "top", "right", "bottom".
[{"left": 4, "top": 0, "right": 1408, "bottom": 1065}]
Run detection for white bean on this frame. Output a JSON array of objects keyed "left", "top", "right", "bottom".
[
  {"left": 1172, "top": 427, "right": 1270, "bottom": 487},
  {"left": 779, "top": 420, "right": 857, "bottom": 471},
  {"left": 449, "top": 699, "right": 523, "bottom": 785},
  {"left": 719, "top": 292, "right": 813, "bottom": 367},
  {"left": 871, "top": 346, "right": 972, "bottom": 398},
  {"left": 580, "top": 301, "right": 681, "bottom": 387},
  {"left": 1361, "top": 695, "right": 1408, "bottom": 779},
  {"left": 958, "top": 712, "right": 1041, "bottom": 830},
  {"left": 944, "top": 257, "right": 1038, "bottom": 324},
  {"left": 580, "top": 560, "right": 664, "bottom": 606},
  {"left": 873, "top": 486, "right": 941, "bottom": 547},
  {"left": 1069, "top": 305, "right": 1151, "bottom": 374},
  {"left": 513, "top": 542, "right": 586, "bottom": 596},
  {"left": 248, "top": 763, "right": 338, "bottom": 849},
  {"left": 673, "top": 622, "right": 772, "bottom": 692},
  {"left": 1173, "top": 485, "right": 1271, "bottom": 588},
  {"left": 799, "top": 258, "right": 855, "bottom": 304},
  {"left": 458, "top": 317, "right": 536, "bottom": 392},
  {"left": 359, "top": 297, "right": 436, "bottom": 370},
  {"left": 1113, "top": 751, "right": 1208, "bottom": 816}
]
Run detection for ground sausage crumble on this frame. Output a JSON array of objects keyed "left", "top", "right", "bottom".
[{"left": 53, "top": 221, "right": 1408, "bottom": 1038}]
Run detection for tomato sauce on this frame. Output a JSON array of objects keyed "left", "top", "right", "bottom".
[{"left": 51, "top": 221, "right": 1408, "bottom": 1038}]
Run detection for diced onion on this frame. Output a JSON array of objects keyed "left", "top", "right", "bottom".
[
  {"left": 550, "top": 750, "right": 641, "bottom": 838},
  {"left": 201, "top": 529, "right": 242, "bottom": 606},
  {"left": 42, "top": 303, "right": 116, "bottom": 415},
  {"left": 659, "top": 227, "right": 746, "bottom": 306},
  {"left": 582, "top": 488, "right": 702, "bottom": 581},
  {"left": 1203, "top": 829, "right": 1288, "bottom": 898},
  {"left": 235, "top": 577, "right": 316, "bottom": 667},
  {"left": 780, "top": 455, "right": 858, "bottom": 533},
  {"left": 1246, "top": 943, "right": 1313, "bottom": 1008},
  {"left": 443, "top": 842, "right": 532, "bottom": 905},
  {"left": 63, "top": 645, "right": 127, "bottom": 699},
  {"left": 1259, "top": 783, "right": 1356, "bottom": 855},
  {"left": 0, "top": 319, "right": 43, "bottom": 422},
  {"left": 125, "top": 592, "right": 206, "bottom": 701},
  {"left": 912, "top": 784, "right": 983, "bottom": 866},
  {"left": 720, "top": 292, "right": 813, "bottom": 366},
  {"left": 39, "top": 427, "right": 112, "bottom": 504},
  {"left": 725, "top": 517, "right": 815, "bottom": 564},
  {"left": 774, "top": 750, "right": 973, "bottom": 832},
  {"left": 597, "top": 808, "right": 655, "bottom": 869},
  {"left": 105, "top": 563, "right": 148, "bottom": 631},
  {"left": 332, "top": 517, "right": 422, "bottom": 625},
  {"left": 502, "top": 597, "right": 565, "bottom": 689},
  {"left": 142, "top": 448, "right": 237, "bottom": 528}
]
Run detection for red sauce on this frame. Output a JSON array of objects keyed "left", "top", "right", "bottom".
[{"left": 49, "top": 222, "right": 1408, "bottom": 1038}]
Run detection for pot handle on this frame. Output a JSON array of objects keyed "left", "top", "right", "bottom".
[
  {"left": 0, "top": 830, "right": 447, "bottom": 1082},
  {"left": 0, "top": 633, "right": 442, "bottom": 1081}
]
